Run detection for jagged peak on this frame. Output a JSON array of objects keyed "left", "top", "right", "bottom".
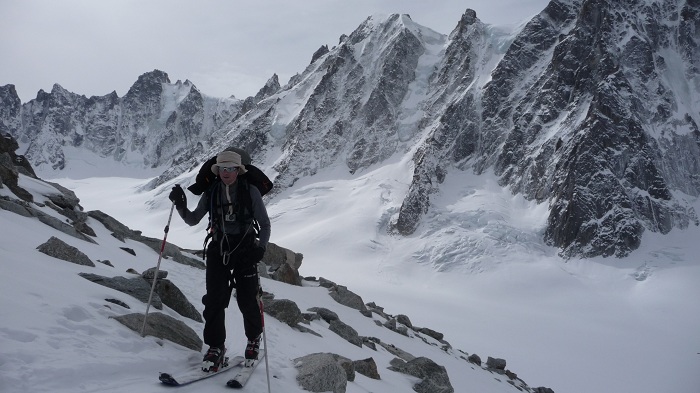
[
  {"left": 0, "top": 84, "right": 17, "bottom": 93},
  {"left": 46, "top": 83, "right": 87, "bottom": 102},
  {"left": 448, "top": 8, "right": 483, "bottom": 39},
  {"left": 50, "top": 83, "right": 69, "bottom": 94},
  {"left": 0, "top": 84, "right": 21, "bottom": 105},
  {"left": 310, "top": 44, "right": 329, "bottom": 65},
  {"left": 254, "top": 74, "right": 281, "bottom": 101},
  {"left": 344, "top": 12, "right": 441, "bottom": 51},
  {"left": 124, "top": 69, "right": 170, "bottom": 99},
  {"left": 130, "top": 69, "right": 171, "bottom": 89},
  {"left": 265, "top": 74, "right": 280, "bottom": 87},
  {"left": 139, "top": 69, "right": 170, "bottom": 82}
]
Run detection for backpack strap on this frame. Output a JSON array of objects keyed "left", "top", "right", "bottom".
[
  {"left": 206, "top": 179, "right": 259, "bottom": 239},
  {"left": 236, "top": 178, "right": 261, "bottom": 237}
]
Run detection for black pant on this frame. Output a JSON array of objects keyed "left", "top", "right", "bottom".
[{"left": 202, "top": 237, "right": 262, "bottom": 348}]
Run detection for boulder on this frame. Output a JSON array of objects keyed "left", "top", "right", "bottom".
[
  {"left": 79, "top": 273, "right": 162, "bottom": 309},
  {"left": 329, "top": 320, "right": 362, "bottom": 347},
  {"left": 328, "top": 285, "right": 368, "bottom": 314},
  {"left": 486, "top": 356, "right": 507, "bottom": 371},
  {"left": 308, "top": 307, "right": 339, "bottom": 323},
  {"left": 152, "top": 278, "right": 202, "bottom": 322},
  {"left": 263, "top": 298, "right": 303, "bottom": 327},
  {"left": 388, "top": 356, "right": 454, "bottom": 393},
  {"left": 37, "top": 236, "right": 95, "bottom": 267},
  {"left": 112, "top": 312, "right": 202, "bottom": 351},
  {"left": 353, "top": 357, "right": 380, "bottom": 380},
  {"left": 294, "top": 352, "right": 351, "bottom": 393}
]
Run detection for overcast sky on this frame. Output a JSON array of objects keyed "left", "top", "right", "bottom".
[{"left": 1, "top": 0, "right": 549, "bottom": 103}]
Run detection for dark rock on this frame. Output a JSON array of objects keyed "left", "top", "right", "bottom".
[
  {"left": 263, "top": 298, "right": 303, "bottom": 327},
  {"left": 37, "top": 236, "right": 95, "bottom": 267},
  {"left": 486, "top": 356, "right": 506, "bottom": 371},
  {"left": 388, "top": 356, "right": 454, "bottom": 393},
  {"left": 294, "top": 352, "right": 351, "bottom": 393},
  {"left": 417, "top": 326, "right": 444, "bottom": 341},
  {"left": 120, "top": 247, "right": 136, "bottom": 256},
  {"left": 141, "top": 267, "right": 168, "bottom": 280},
  {"left": 353, "top": 357, "right": 380, "bottom": 380},
  {"left": 328, "top": 285, "right": 367, "bottom": 313},
  {"left": 533, "top": 388, "right": 556, "bottom": 393},
  {"left": 112, "top": 312, "right": 202, "bottom": 351},
  {"left": 79, "top": 273, "right": 162, "bottom": 309},
  {"left": 105, "top": 298, "right": 130, "bottom": 309},
  {"left": 328, "top": 319, "right": 362, "bottom": 347},
  {"left": 308, "top": 307, "right": 339, "bottom": 323},
  {"left": 396, "top": 314, "right": 412, "bottom": 328},
  {"left": 152, "top": 278, "right": 202, "bottom": 322},
  {"left": 468, "top": 353, "right": 481, "bottom": 365}
]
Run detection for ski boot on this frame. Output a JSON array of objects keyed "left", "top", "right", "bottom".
[
  {"left": 202, "top": 345, "right": 226, "bottom": 372},
  {"left": 244, "top": 336, "right": 261, "bottom": 367}
]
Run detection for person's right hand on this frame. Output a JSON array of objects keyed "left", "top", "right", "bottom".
[{"left": 169, "top": 185, "right": 187, "bottom": 209}]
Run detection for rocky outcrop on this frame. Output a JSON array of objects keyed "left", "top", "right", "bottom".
[
  {"left": 388, "top": 356, "right": 454, "bottom": 393},
  {"left": 37, "top": 236, "right": 95, "bottom": 267},
  {"left": 294, "top": 352, "right": 354, "bottom": 393},
  {"left": 112, "top": 312, "right": 203, "bottom": 351},
  {"left": 79, "top": 273, "right": 164, "bottom": 309},
  {"left": 148, "top": 277, "right": 203, "bottom": 322},
  {"left": 262, "top": 242, "right": 303, "bottom": 285},
  {"left": 262, "top": 297, "right": 303, "bottom": 327},
  {"left": 0, "top": 133, "right": 34, "bottom": 201},
  {"left": 327, "top": 284, "right": 369, "bottom": 314}
]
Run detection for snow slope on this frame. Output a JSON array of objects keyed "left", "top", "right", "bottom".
[{"left": 29, "top": 156, "right": 700, "bottom": 393}]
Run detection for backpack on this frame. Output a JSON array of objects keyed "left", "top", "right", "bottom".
[
  {"left": 187, "top": 148, "right": 273, "bottom": 197},
  {"left": 189, "top": 148, "right": 273, "bottom": 247}
]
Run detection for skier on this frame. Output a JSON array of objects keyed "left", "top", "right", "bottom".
[{"left": 168, "top": 150, "right": 270, "bottom": 372}]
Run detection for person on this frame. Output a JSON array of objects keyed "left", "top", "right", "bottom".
[{"left": 168, "top": 150, "right": 271, "bottom": 372}]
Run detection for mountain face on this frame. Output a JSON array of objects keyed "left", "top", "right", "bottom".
[
  {"left": 2, "top": 0, "right": 699, "bottom": 259},
  {"left": 0, "top": 70, "right": 243, "bottom": 170}
]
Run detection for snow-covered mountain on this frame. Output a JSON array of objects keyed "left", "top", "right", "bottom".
[
  {"left": 0, "top": 71, "right": 244, "bottom": 171},
  {"left": 2, "top": 1, "right": 698, "bottom": 260}
]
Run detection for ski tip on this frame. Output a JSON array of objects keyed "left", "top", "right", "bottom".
[
  {"left": 226, "top": 379, "right": 243, "bottom": 388},
  {"left": 159, "top": 373, "right": 179, "bottom": 386}
]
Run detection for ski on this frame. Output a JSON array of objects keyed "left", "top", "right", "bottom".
[
  {"left": 160, "top": 355, "right": 244, "bottom": 386},
  {"left": 226, "top": 348, "right": 266, "bottom": 388}
]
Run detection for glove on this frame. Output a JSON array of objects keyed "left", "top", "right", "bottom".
[
  {"left": 249, "top": 245, "right": 266, "bottom": 262},
  {"left": 168, "top": 185, "right": 187, "bottom": 209}
]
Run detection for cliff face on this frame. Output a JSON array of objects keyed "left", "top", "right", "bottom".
[{"left": 395, "top": 0, "right": 700, "bottom": 257}]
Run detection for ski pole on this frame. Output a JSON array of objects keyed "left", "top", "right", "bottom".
[
  {"left": 141, "top": 202, "right": 176, "bottom": 337},
  {"left": 258, "top": 286, "right": 272, "bottom": 393}
]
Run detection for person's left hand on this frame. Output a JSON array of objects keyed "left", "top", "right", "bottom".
[
  {"left": 249, "top": 246, "right": 266, "bottom": 262},
  {"left": 169, "top": 185, "right": 187, "bottom": 209}
]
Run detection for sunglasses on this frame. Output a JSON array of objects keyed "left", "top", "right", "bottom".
[{"left": 220, "top": 166, "right": 239, "bottom": 173}]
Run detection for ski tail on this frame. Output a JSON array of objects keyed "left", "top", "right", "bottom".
[{"left": 226, "top": 348, "right": 266, "bottom": 388}]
